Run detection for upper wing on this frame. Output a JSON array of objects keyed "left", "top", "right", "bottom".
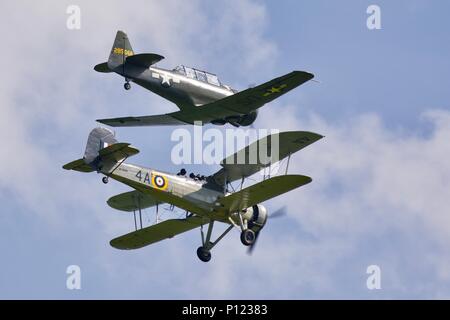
[
  {"left": 107, "top": 190, "right": 159, "bottom": 212},
  {"left": 97, "top": 71, "right": 313, "bottom": 127},
  {"left": 97, "top": 112, "right": 189, "bottom": 127},
  {"left": 211, "top": 131, "right": 323, "bottom": 186},
  {"left": 219, "top": 175, "right": 312, "bottom": 212},
  {"left": 110, "top": 215, "right": 208, "bottom": 250}
]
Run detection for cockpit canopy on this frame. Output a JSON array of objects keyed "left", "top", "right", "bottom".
[{"left": 173, "top": 65, "right": 221, "bottom": 87}]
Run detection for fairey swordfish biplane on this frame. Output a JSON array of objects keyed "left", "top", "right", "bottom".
[
  {"left": 94, "top": 31, "right": 315, "bottom": 128},
  {"left": 63, "top": 127, "right": 323, "bottom": 262}
]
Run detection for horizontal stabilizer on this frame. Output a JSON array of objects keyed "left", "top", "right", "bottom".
[
  {"left": 98, "top": 143, "right": 140, "bottom": 162},
  {"left": 110, "top": 216, "right": 207, "bottom": 250},
  {"left": 219, "top": 175, "right": 312, "bottom": 212},
  {"left": 94, "top": 62, "right": 112, "bottom": 73},
  {"left": 107, "top": 190, "right": 159, "bottom": 212},
  {"left": 125, "top": 53, "right": 164, "bottom": 68},
  {"left": 62, "top": 158, "right": 94, "bottom": 172}
]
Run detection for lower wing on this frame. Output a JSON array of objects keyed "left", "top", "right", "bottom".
[
  {"left": 110, "top": 215, "right": 208, "bottom": 250},
  {"left": 107, "top": 190, "right": 160, "bottom": 212}
]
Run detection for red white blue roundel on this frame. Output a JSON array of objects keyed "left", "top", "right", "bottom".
[{"left": 152, "top": 174, "right": 168, "bottom": 190}]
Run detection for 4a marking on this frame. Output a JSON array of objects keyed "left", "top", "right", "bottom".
[{"left": 135, "top": 170, "right": 151, "bottom": 184}]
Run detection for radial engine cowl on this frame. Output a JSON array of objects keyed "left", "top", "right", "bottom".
[{"left": 242, "top": 204, "right": 268, "bottom": 233}]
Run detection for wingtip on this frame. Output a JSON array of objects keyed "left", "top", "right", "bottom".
[
  {"left": 96, "top": 119, "right": 113, "bottom": 127},
  {"left": 293, "top": 70, "right": 314, "bottom": 79},
  {"left": 109, "top": 239, "right": 122, "bottom": 250},
  {"left": 301, "top": 175, "right": 313, "bottom": 184}
]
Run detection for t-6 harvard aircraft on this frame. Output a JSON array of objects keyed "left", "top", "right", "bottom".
[
  {"left": 63, "top": 127, "right": 322, "bottom": 262},
  {"left": 94, "top": 31, "right": 314, "bottom": 128}
]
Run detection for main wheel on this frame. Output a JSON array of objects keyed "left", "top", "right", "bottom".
[
  {"left": 240, "top": 229, "right": 256, "bottom": 246},
  {"left": 102, "top": 176, "right": 109, "bottom": 184},
  {"left": 124, "top": 82, "right": 131, "bottom": 90},
  {"left": 196, "top": 247, "right": 211, "bottom": 262}
]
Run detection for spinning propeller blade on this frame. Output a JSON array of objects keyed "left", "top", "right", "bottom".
[{"left": 247, "top": 206, "right": 287, "bottom": 255}]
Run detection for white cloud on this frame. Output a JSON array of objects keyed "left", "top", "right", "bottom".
[{"left": 253, "top": 106, "right": 450, "bottom": 298}]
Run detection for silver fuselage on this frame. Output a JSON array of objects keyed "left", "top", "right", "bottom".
[
  {"left": 107, "top": 163, "right": 235, "bottom": 223},
  {"left": 118, "top": 65, "right": 235, "bottom": 109}
]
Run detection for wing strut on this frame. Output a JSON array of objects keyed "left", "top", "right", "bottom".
[
  {"left": 155, "top": 203, "right": 160, "bottom": 224},
  {"left": 285, "top": 152, "right": 291, "bottom": 175},
  {"left": 103, "top": 152, "right": 129, "bottom": 184},
  {"left": 132, "top": 193, "right": 143, "bottom": 229},
  {"left": 200, "top": 221, "right": 234, "bottom": 252}
]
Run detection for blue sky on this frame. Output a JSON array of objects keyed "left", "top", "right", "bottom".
[{"left": 0, "top": 0, "right": 449, "bottom": 299}]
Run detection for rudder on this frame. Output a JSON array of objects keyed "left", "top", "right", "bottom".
[
  {"left": 84, "top": 127, "right": 117, "bottom": 164},
  {"left": 107, "top": 30, "right": 134, "bottom": 70},
  {"left": 63, "top": 127, "right": 139, "bottom": 173}
]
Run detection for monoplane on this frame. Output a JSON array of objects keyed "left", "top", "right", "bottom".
[{"left": 95, "top": 31, "right": 314, "bottom": 128}]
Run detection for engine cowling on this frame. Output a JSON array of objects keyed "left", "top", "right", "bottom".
[
  {"left": 241, "top": 204, "right": 268, "bottom": 233},
  {"left": 237, "top": 111, "right": 258, "bottom": 127},
  {"left": 213, "top": 111, "right": 259, "bottom": 127}
]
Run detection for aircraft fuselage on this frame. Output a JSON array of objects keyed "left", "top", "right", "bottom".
[
  {"left": 108, "top": 163, "right": 233, "bottom": 222},
  {"left": 116, "top": 65, "right": 234, "bottom": 110}
]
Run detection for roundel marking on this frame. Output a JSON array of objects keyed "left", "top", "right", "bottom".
[{"left": 152, "top": 174, "right": 168, "bottom": 190}]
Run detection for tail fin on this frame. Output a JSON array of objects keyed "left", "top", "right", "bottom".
[
  {"left": 107, "top": 30, "right": 134, "bottom": 70},
  {"left": 84, "top": 127, "right": 118, "bottom": 164},
  {"left": 63, "top": 127, "right": 139, "bottom": 173},
  {"left": 94, "top": 30, "right": 165, "bottom": 73}
]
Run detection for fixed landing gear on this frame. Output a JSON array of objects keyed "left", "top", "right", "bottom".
[
  {"left": 233, "top": 211, "right": 256, "bottom": 246},
  {"left": 124, "top": 81, "right": 131, "bottom": 90},
  {"left": 196, "top": 247, "right": 211, "bottom": 262},
  {"left": 102, "top": 176, "right": 109, "bottom": 184},
  {"left": 196, "top": 220, "right": 234, "bottom": 263},
  {"left": 240, "top": 229, "right": 256, "bottom": 246}
]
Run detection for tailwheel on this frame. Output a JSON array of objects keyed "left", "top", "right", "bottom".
[
  {"left": 196, "top": 246, "right": 211, "bottom": 263},
  {"left": 124, "top": 82, "right": 131, "bottom": 90},
  {"left": 102, "top": 176, "right": 109, "bottom": 184},
  {"left": 240, "top": 229, "right": 256, "bottom": 246}
]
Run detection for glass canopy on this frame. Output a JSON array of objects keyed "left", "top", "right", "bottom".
[{"left": 173, "top": 65, "right": 221, "bottom": 86}]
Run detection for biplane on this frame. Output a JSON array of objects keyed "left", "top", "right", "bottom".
[
  {"left": 94, "top": 31, "right": 314, "bottom": 128},
  {"left": 63, "top": 127, "right": 323, "bottom": 262}
]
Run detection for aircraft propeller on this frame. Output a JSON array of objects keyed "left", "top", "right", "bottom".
[{"left": 247, "top": 206, "right": 287, "bottom": 255}]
